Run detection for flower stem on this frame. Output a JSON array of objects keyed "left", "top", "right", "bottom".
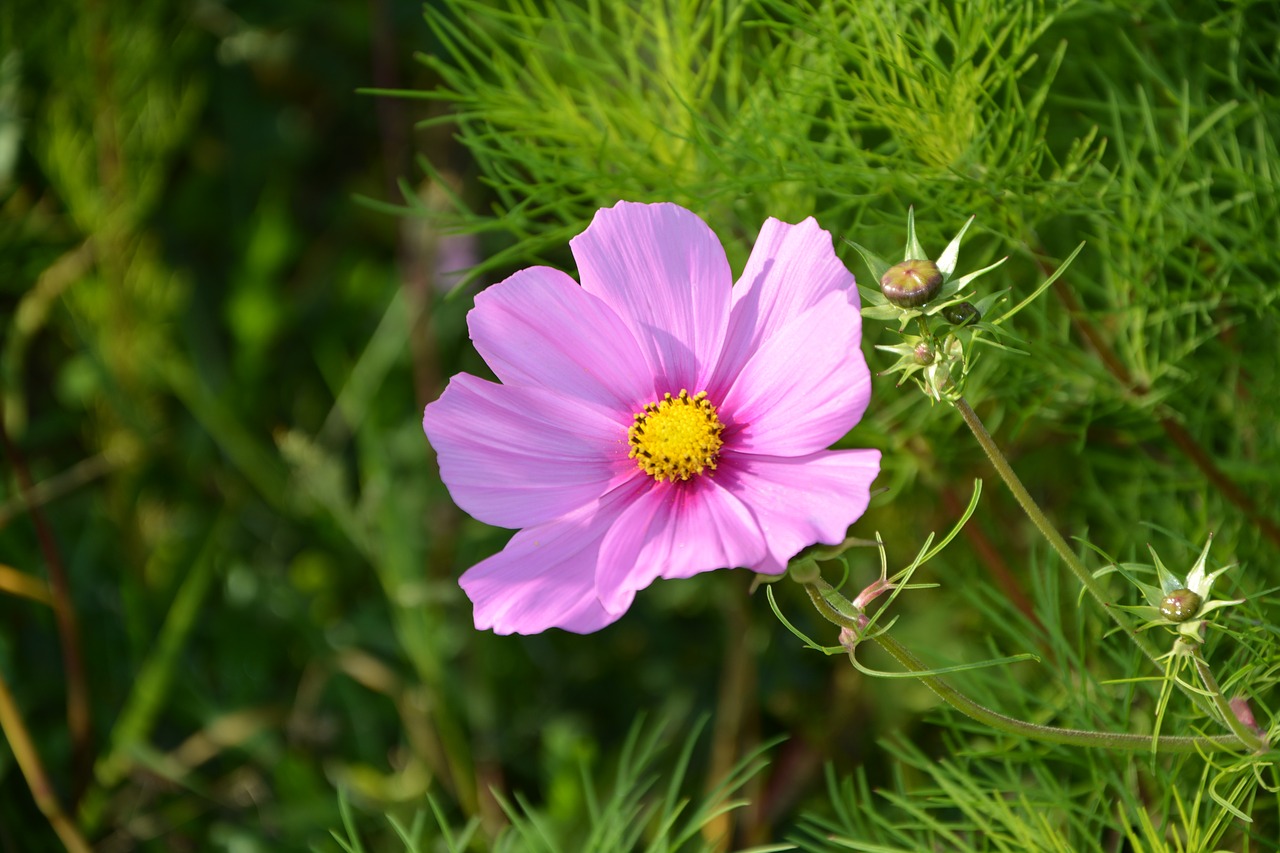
[
  {"left": 952, "top": 396, "right": 1218, "bottom": 718},
  {"left": 0, "top": 669, "right": 93, "bottom": 853},
  {"left": 954, "top": 398, "right": 1109, "bottom": 608},
  {"left": 870, "top": 624, "right": 1237, "bottom": 753},
  {"left": 1191, "top": 644, "right": 1269, "bottom": 753},
  {"left": 802, "top": 583, "right": 1242, "bottom": 754}
]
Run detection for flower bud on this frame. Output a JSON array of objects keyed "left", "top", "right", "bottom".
[
  {"left": 880, "top": 259, "right": 943, "bottom": 308},
  {"left": 912, "top": 342, "right": 935, "bottom": 365},
  {"left": 788, "top": 558, "right": 821, "bottom": 585},
  {"left": 1230, "top": 696, "right": 1265, "bottom": 737},
  {"left": 1159, "top": 588, "right": 1202, "bottom": 622},
  {"left": 839, "top": 622, "right": 869, "bottom": 652},
  {"left": 943, "top": 301, "right": 980, "bottom": 326}
]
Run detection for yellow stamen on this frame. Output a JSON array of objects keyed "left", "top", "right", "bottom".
[{"left": 627, "top": 390, "right": 724, "bottom": 482}]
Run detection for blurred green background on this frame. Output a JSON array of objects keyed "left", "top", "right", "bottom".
[{"left": 3, "top": 0, "right": 1279, "bottom": 850}]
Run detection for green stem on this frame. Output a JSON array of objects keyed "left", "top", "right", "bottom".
[
  {"left": 873, "top": 627, "right": 1236, "bottom": 753},
  {"left": 1191, "top": 644, "right": 1269, "bottom": 753},
  {"left": 954, "top": 398, "right": 1111, "bottom": 610},
  {"left": 953, "top": 396, "right": 1217, "bottom": 719},
  {"left": 803, "top": 584, "right": 1242, "bottom": 754}
]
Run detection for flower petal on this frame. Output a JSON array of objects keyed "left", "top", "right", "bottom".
[
  {"left": 469, "top": 266, "right": 654, "bottom": 414},
  {"left": 571, "top": 202, "right": 731, "bottom": 392},
  {"left": 719, "top": 449, "right": 882, "bottom": 574},
  {"left": 595, "top": 476, "right": 765, "bottom": 613},
  {"left": 717, "top": 291, "right": 871, "bottom": 456},
  {"left": 460, "top": 481, "right": 649, "bottom": 634},
  {"left": 713, "top": 217, "right": 859, "bottom": 391},
  {"left": 423, "top": 374, "right": 634, "bottom": 529}
]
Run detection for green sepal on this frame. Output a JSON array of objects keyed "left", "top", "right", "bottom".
[
  {"left": 935, "top": 215, "right": 976, "bottom": 277},
  {"left": 856, "top": 281, "right": 889, "bottom": 307},
  {"left": 903, "top": 206, "right": 927, "bottom": 261},
  {"left": 844, "top": 240, "right": 893, "bottom": 290},
  {"left": 971, "top": 289, "right": 1009, "bottom": 317},
  {"left": 925, "top": 278, "right": 966, "bottom": 306},
  {"left": 874, "top": 341, "right": 930, "bottom": 386},
  {"left": 1147, "top": 544, "right": 1184, "bottom": 596},
  {"left": 952, "top": 255, "right": 1009, "bottom": 290},
  {"left": 861, "top": 303, "right": 904, "bottom": 321},
  {"left": 1094, "top": 561, "right": 1165, "bottom": 607}
]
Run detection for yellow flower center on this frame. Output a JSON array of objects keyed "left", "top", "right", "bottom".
[{"left": 627, "top": 390, "right": 724, "bottom": 482}]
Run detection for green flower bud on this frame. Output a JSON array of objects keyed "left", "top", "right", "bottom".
[
  {"left": 880, "top": 259, "right": 943, "bottom": 308},
  {"left": 788, "top": 558, "right": 821, "bottom": 585},
  {"left": 912, "top": 342, "right": 935, "bottom": 365},
  {"left": 943, "top": 301, "right": 981, "bottom": 326},
  {"left": 1159, "top": 588, "right": 1202, "bottom": 622}
]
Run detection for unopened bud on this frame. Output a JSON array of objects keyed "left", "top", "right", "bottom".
[
  {"left": 838, "top": 619, "right": 870, "bottom": 652},
  {"left": 880, "top": 259, "right": 943, "bottom": 308},
  {"left": 943, "top": 301, "right": 980, "bottom": 326},
  {"left": 788, "top": 558, "right": 821, "bottom": 585},
  {"left": 913, "top": 342, "right": 935, "bottom": 365},
  {"left": 1230, "top": 696, "right": 1265, "bottom": 737},
  {"left": 1159, "top": 588, "right": 1202, "bottom": 622}
]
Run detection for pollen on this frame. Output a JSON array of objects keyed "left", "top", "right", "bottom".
[{"left": 627, "top": 390, "right": 725, "bottom": 482}]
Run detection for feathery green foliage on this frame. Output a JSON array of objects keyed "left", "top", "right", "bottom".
[
  {"left": 322, "top": 718, "right": 791, "bottom": 853},
  {"left": 3, "top": 0, "right": 1279, "bottom": 849}
]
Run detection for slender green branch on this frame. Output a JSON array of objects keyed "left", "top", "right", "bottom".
[
  {"left": 802, "top": 584, "right": 1242, "bottom": 754},
  {"left": 952, "top": 396, "right": 1219, "bottom": 720},
  {"left": 954, "top": 397, "right": 1112, "bottom": 610},
  {"left": 0, "top": 669, "right": 93, "bottom": 853}
]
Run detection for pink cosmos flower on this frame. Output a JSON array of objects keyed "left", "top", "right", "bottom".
[{"left": 423, "top": 201, "right": 880, "bottom": 635}]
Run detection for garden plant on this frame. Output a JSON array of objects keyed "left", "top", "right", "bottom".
[{"left": 2, "top": 0, "right": 1278, "bottom": 850}]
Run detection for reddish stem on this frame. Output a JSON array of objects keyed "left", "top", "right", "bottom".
[
  {"left": 0, "top": 413, "right": 94, "bottom": 804},
  {"left": 1041, "top": 255, "right": 1280, "bottom": 548}
]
